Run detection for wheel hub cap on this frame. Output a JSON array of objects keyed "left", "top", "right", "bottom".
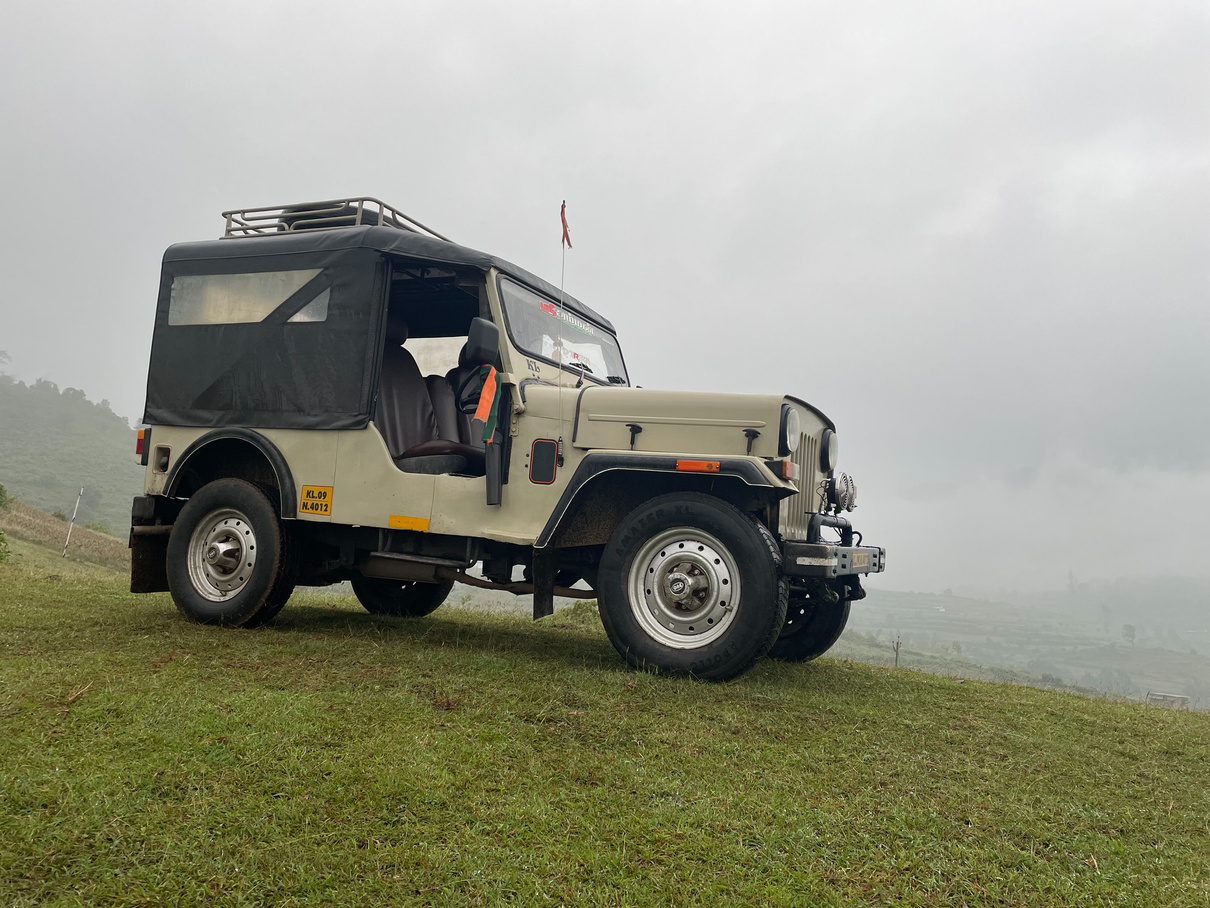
[
  {"left": 186, "top": 508, "right": 258, "bottom": 601},
  {"left": 627, "top": 528, "right": 741, "bottom": 649}
]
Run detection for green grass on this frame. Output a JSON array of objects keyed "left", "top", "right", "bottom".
[
  {"left": 2, "top": 561, "right": 1209, "bottom": 907},
  {"left": 0, "top": 502, "right": 130, "bottom": 574}
]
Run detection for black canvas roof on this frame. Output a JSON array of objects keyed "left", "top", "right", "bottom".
[{"left": 163, "top": 225, "right": 615, "bottom": 333}]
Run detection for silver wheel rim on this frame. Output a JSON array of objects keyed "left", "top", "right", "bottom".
[
  {"left": 627, "top": 527, "right": 741, "bottom": 649},
  {"left": 186, "top": 507, "right": 258, "bottom": 602}
]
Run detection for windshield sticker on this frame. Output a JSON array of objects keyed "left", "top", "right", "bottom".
[
  {"left": 538, "top": 300, "right": 596, "bottom": 337},
  {"left": 542, "top": 335, "right": 609, "bottom": 377}
]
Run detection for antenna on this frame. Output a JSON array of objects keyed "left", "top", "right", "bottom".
[{"left": 555, "top": 200, "right": 572, "bottom": 465}]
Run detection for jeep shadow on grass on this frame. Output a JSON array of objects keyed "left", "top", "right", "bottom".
[{"left": 130, "top": 198, "right": 884, "bottom": 680}]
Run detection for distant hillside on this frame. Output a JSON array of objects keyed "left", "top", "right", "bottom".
[
  {"left": 852, "top": 586, "right": 1210, "bottom": 708},
  {"left": 0, "top": 498, "right": 129, "bottom": 572},
  {"left": 0, "top": 372, "right": 143, "bottom": 535}
]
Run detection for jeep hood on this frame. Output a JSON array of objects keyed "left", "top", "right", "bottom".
[{"left": 569, "top": 386, "right": 833, "bottom": 459}]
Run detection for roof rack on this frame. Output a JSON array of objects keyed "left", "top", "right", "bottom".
[{"left": 221, "top": 197, "right": 453, "bottom": 242}]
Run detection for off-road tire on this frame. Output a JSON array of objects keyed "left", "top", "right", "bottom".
[
  {"left": 597, "top": 492, "right": 788, "bottom": 681},
  {"left": 166, "top": 479, "right": 287, "bottom": 627},
  {"left": 350, "top": 576, "right": 454, "bottom": 617},
  {"left": 768, "top": 599, "right": 851, "bottom": 663},
  {"left": 242, "top": 521, "right": 297, "bottom": 628}
]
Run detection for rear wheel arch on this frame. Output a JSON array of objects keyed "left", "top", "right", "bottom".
[{"left": 164, "top": 429, "right": 297, "bottom": 517}]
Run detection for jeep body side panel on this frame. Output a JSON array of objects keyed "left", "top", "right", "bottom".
[
  {"left": 144, "top": 425, "right": 340, "bottom": 521},
  {"left": 329, "top": 425, "right": 436, "bottom": 530}
]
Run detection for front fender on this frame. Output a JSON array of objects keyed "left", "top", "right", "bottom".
[{"left": 535, "top": 451, "right": 792, "bottom": 549}]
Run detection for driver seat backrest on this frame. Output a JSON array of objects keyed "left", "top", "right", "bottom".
[{"left": 446, "top": 343, "right": 487, "bottom": 450}]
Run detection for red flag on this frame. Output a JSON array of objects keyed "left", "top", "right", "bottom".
[{"left": 561, "top": 200, "right": 572, "bottom": 249}]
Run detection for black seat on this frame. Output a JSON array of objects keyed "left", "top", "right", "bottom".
[
  {"left": 446, "top": 343, "right": 488, "bottom": 449},
  {"left": 425, "top": 373, "right": 486, "bottom": 475},
  {"left": 375, "top": 317, "right": 480, "bottom": 475}
]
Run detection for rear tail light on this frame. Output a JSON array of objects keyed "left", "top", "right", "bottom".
[{"left": 136, "top": 428, "right": 150, "bottom": 466}]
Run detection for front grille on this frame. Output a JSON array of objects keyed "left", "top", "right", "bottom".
[{"left": 779, "top": 433, "right": 818, "bottom": 541}]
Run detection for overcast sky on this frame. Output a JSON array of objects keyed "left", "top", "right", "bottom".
[{"left": 1, "top": 1, "right": 1207, "bottom": 592}]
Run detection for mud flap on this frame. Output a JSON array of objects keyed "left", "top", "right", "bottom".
[
  {"left": 130, "top": 532, "right": 170, "bottom": 593},
  {"left": 531, "top": 548, "right": 555, "bottom": 619}
]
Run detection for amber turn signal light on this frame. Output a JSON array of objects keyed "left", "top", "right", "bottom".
[
  {"left": 767, "top": 458, "right": 798, "bottom": 481},
  {"left": 675, "top": 460, "right": 721, "bottom": 473}
]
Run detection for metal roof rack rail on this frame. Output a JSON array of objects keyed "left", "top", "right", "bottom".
[{"left": 221, "top": 197, "right": 452, "bottom": 242}]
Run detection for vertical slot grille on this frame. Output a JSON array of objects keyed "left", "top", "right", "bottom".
[{"left": 780, "top": 433, "right": 818, "bottom": 541}]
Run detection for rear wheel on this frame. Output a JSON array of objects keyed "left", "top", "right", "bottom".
[
  {"left": 166, "top": 479, "right": 288, "bottom": 627},
  {"left": 242, "top": 495, "right": 299, "bottom": 627},
  {"left": 597, "top": 493, "right": 788, "bottom": 681},
  {"left": 350, "top": 576, "right": 454, "bottom": 617},
  {"left": 767, "top": 598, "right": 851, "bottom": 662}
]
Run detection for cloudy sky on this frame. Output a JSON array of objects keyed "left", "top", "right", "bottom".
[{"left": 2, "top": 1, "right": 1207, "bottom": 592}]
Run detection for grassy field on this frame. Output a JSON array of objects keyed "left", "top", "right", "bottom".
[
  {"left": 0, "top": 500, "right": 130, "bottom": 573},
  {"left": 2, "top": 558, "right": 1209, "bottom": 907}
]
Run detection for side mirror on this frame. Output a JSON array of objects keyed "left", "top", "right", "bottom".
[{"left": 465, "top": 317, "right": 500, "bottom": 367}]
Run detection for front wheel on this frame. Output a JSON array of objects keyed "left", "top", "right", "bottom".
[
  {"left": 767, "top": 599, "right": 851, "bottom": 663},
  {"left": 597, "top": 493, "right": 788, "bottom": 681},
  {"left": 350, "top": 576, "right": 454, "bottom": 617}
]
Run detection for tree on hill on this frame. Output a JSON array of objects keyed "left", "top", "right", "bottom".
[{"left": 0, "top": 373, "right": 142, "bottom": 535}]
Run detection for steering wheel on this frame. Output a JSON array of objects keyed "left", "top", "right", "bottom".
[{"left": 456, "top": 369, "right": 483, "bottom": 415}]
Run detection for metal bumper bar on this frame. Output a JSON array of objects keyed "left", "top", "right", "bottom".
[{"left": 783, "top": 541, "right": 886, "bottom": 579}]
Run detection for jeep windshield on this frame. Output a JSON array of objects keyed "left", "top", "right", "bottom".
[{"left": 498, "top": 277, "right": 628, "bottom": 385}]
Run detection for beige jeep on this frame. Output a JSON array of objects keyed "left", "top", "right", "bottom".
[{"left": 130, "top": 198, "right": 884, "bottom": 680}]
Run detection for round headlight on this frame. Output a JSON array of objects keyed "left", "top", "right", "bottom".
[
  {"left": 779, "top": 405, "right": 803, "bottom": 457},
  {"left": 820, "top": 429, "right": 839, "bottom": 473}
]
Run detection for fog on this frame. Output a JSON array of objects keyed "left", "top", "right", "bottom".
[{"left": 2, "top": 1, "right": 1206, "bottom": 591}]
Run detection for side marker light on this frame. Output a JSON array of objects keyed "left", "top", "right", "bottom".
[
  {"left": 676, "top": 460, "right": 721, "bottom": 473},
  {"left": 768, "top": 459, "right": 798, "bottom": 481}
]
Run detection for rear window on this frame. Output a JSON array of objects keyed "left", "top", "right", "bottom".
[{"left": 168, "top": 270, "right": 327, "bottom": 325}]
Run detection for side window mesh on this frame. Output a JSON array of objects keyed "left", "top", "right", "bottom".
[{"left": 168, "top": 270, "right": 322, "bottom": 325}]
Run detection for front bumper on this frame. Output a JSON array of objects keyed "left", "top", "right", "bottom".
[{"left": 782, "top": 541, "right": 886, "bottom": 579}]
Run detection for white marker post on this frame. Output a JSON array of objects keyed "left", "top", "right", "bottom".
[{"left": 62, "top": 487, "right": 83, "bottom": 557}]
